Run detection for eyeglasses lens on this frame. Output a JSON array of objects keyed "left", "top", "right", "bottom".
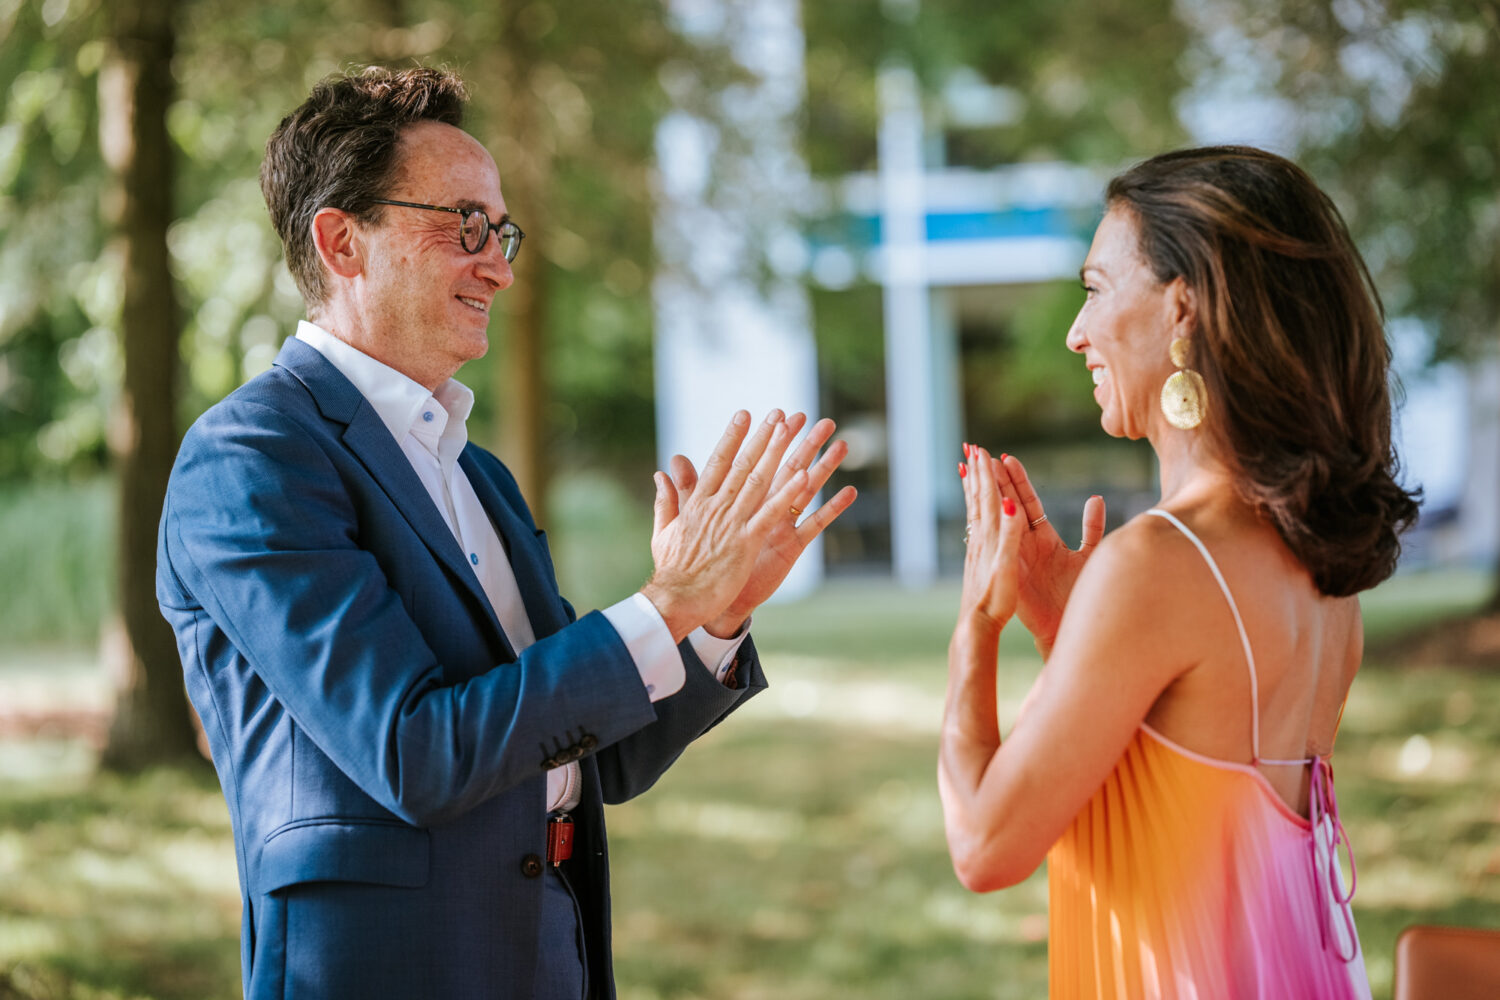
[
  {"left": 459, "top": 212, "right": 487, "bottom": 254},
  {"left": 458, "top": 212, "right": 522, "bottom": 262},
  {"left": 496, "top": 224, "right": 522, "bottom": 263}
]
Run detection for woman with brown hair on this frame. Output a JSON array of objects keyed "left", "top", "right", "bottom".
[{"left": 940, "top": 146, "right": 1419, "bottom": 997}]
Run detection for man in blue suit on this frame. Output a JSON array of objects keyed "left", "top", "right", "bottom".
[{"left": 156, "top": 67, "right": 855, "bottom": 1000}]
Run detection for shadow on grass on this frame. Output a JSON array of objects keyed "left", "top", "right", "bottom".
[{"left": 0, "top": 756, "right": 241, "bottom": 1000}]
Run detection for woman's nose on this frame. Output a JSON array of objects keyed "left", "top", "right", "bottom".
[{"left": 1065, "top": 313, "right": 1086, "bottom": 353}]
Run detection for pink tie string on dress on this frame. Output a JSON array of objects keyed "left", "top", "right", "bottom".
[{"left": 1308, "top": 755, "right": 1359, "bottom": 963}]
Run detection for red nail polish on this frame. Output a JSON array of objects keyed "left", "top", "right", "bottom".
[
  {"left": 959, "top": 462, "right": 967, "bottom": 478},
  {"left": 1003, "top": 498, "right": 1016, "bottom": 517},
  {"left": 1000, "top": 453, "right": 1009, "bottom": 462}
]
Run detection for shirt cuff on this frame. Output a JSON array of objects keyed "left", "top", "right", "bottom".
[
  {"left": 602, "top": 592, "right": 686, "bottom": 702},
  {"left": 687, "top": 621, "right": 750, "bottom": 685}
]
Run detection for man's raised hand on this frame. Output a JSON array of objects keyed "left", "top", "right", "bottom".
[
  {"left": 703, "top": 415, "right": 856, "bottom": 637},
  {"left": 641, "top": 410, "right": 809, "bottom": 642}
]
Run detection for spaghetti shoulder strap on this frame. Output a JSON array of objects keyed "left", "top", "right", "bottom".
[{"left": 1144, "top": 508, "right": 1277, "bottom": 764}]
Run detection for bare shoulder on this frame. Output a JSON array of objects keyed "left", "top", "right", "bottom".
[
  {"left": 1071, "top": 511, "right": 1213, "bottom": 606},
  {"left": 1053, "top": 513, "right": 1223, "bottom": 679}
]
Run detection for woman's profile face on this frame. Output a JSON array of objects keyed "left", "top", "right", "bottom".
[{"left": 1065, "top": 207, "right": 1178, "bottom": 440}]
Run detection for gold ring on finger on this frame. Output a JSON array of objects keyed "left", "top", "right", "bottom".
[{"left": 1029, "top": 514, "right": 1049, "bottom": 530}]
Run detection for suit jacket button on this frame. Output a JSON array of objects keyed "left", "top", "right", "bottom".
[
  {"left": 521, "top": 854, "right": 544, "bottom": 878},
  {"left": 579, "top": 734, "right": 598, "bottom": 750}
]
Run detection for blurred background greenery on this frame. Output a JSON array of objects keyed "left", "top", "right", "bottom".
[{"left": 2, "top": 0, "right": 1498, "bottom": 997}]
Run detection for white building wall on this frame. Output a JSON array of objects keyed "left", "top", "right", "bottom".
[{"left": 653, "top": 0, "right": 824, "bottom": 595}]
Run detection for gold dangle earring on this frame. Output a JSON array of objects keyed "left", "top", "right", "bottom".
[{"left": 1160, "top": 337, "right": 1207, "bottom": 430}]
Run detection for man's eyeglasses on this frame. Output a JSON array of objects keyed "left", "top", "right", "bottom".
[{"left": 370, "top": 199, "right": 526, "bottom": 262}]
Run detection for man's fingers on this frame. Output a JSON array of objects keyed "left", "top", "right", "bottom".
[
  {"left": 769, "top": 413, "right": 822, "bottom": 492},
  {"left": 719, "top": 410, "right": 784, "bottom": 500},
  {"left": 729, "top": 413, "right": 798, "bottom": 512},
  {"left": 801, "top": 435, "right": 848, "bottom": 500},
  {"left": 749, "top": 468, "right": 809, "bottom": 535},
  {"left": 795, "top": 484, "right": 857, "bottom": 542},
  {"left": 783, "top": 412, "right": 811, "bottom": 449},
  {"left": 1080, "top": 494, "right": 1106, "bottom": 553},
  {"left": 695, "top": 410, "right": 752, "bottom": 495},
  {"left": 669, "top": 454, "right": 698, "bottom": 500},
  {"left": 651, "top": 471, "right": 678, "bottom": 537}
]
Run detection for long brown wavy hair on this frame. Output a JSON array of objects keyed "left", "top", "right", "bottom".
[{"left": 1107, "top": 145, "right": 1420, "bottom": 596}]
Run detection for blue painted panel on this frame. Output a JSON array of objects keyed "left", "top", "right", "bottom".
[{"left": 806, "top": 205, "right": 1097, "bottom": 250}]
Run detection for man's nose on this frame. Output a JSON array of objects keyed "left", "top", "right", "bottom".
[{"left": 474, "top": 238, "right": 514, "bottom": 289}]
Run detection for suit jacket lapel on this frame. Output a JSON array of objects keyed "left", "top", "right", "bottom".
[
  {"left": 273, "top": 339, "right": 511, "bottom": 654},
  {"left": 459, "top": 449, "right": 570, "bottom": 639}
]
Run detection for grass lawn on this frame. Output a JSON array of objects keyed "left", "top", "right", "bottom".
[{"left": 1, "top": 570, "right": 1496, "bottom": 999}]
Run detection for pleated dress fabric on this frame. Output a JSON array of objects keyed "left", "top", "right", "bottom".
[{"left": 1046, "top": 510, "right": 1372, "bottom": 1000}]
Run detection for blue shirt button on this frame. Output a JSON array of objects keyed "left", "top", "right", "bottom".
[
  {"left": 470, "top": 553, "right": 479, "bottom": 565},
  {"left": 423, "top": 411, "right": 435, "bottom": 422}
]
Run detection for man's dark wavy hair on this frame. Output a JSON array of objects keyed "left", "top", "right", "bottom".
[
  {"left": 260, "top": 66, "right": 468, "bottom": 309},
  {"left": 1107, "top": 145, "right": 1421, "bottom": 596}
]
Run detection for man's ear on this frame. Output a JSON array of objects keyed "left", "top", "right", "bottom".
[
  {"left": 1163, "top": 276, "right": 1196, "bottom": 335},
  {"left": 311, "top": 207, "right": 364, "bottom": 280}
]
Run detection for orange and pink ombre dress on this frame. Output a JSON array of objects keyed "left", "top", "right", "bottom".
[{"left": 1047, "top": 510, "right": 1372, "bottom": 999}]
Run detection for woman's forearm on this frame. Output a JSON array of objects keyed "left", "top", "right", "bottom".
[{"left": 940, "top": 616, "right": 1004, "bottom": 816}]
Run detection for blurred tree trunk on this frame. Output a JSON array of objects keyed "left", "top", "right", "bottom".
[
  {"left": 499, "top": 195, "right": 550, "bottom": 516},
  {"left": 487, "top": 11, "right": 552, "bottom": 519},
  {"left": 99, "top": 0, "right": 200, "bottom": 770}
]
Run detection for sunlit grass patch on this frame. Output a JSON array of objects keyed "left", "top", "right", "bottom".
[{"left": 609, "top": 713, "right": 1050, "bottom": 1000}]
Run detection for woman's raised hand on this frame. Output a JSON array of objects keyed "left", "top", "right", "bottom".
[
  {"left": 965, "top": 450, "right": 1106, "bottom": 655},
  {"left": 958, "top": 444, "right": 1027, "bottom": 631}
]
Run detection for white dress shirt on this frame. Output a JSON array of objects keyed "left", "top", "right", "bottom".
[{"left": 295, "top": 321, "right": 747, "bottom": 812}]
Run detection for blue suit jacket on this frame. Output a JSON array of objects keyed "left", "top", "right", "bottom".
[{"left": 157, "top": 338, "right": 764, "bottom": 999}]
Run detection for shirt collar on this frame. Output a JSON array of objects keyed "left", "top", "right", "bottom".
[{"left": 294, "top": 320, "right": 475, "bottom": 453}]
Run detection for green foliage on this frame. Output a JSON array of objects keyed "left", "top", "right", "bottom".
[
  {"left": 959, "top": 279, "right": 1103, "bottom": 441},
  {"left": 547, "top": 467, "right": 656, "bottom": 610},
  {"left": 0, "top": 478, "right": 113, "bottom": 644},
  {"left": 802, "top": 0, "right": 1191, "bottom": 177},
  {"left": 0, "top": 0, "right": 110, "bottom": 479},
  {"left": 1214, "top": 0, "right": 1500, "bottom": 361},
  {"left": 0, "top": 0, "right": 716, "bottom": 487},
  {"left": 811, "top": 283, "right": 887, "bottom": 417}
]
